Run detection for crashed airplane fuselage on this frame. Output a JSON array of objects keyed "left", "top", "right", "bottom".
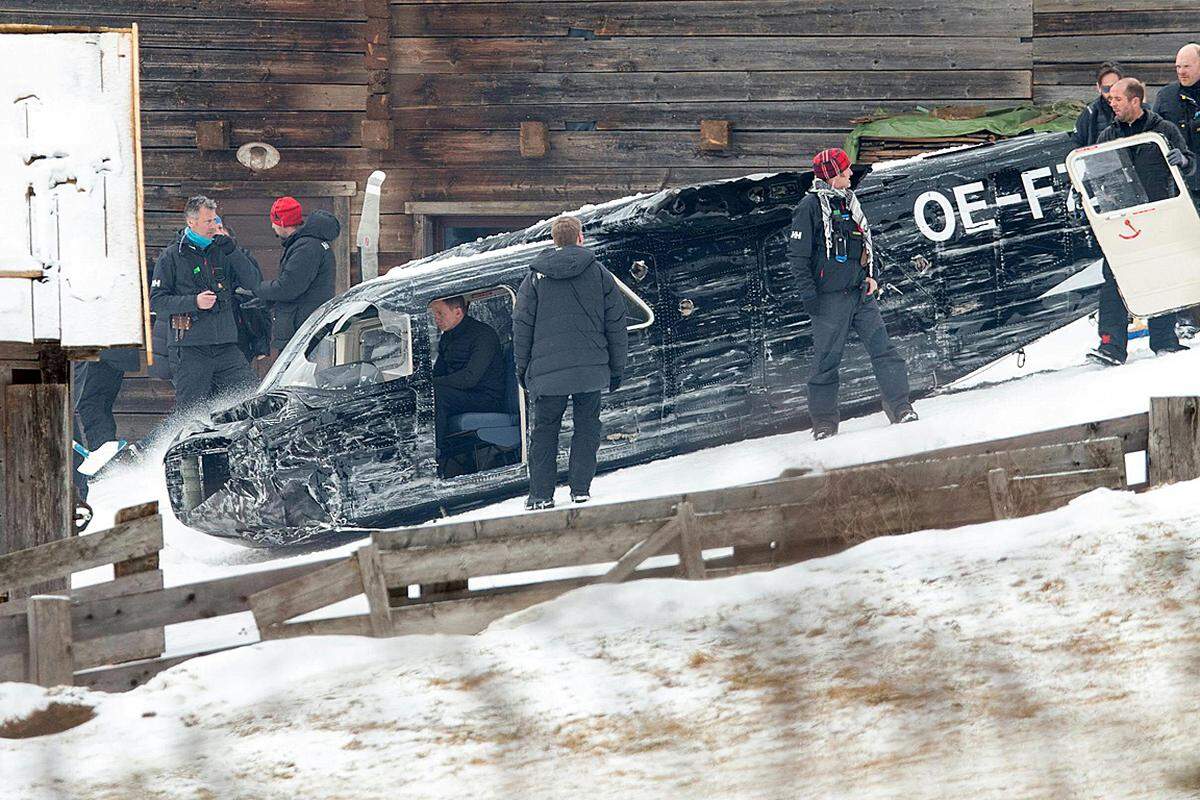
[{"left": 165, "top": 131, "right": 1105, "bottom": 546}]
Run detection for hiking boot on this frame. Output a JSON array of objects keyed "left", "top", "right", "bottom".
[
  {"left": 1086, "top": 347, "right": 1125, "bottom": 367},
  {"left": 896, "top": 409, "right": 919, "bottom": 424},
  {"left": 812, "top": 427, "right": 836, "bottom": 441},
  {"left": 1153, "top": 342, "right": 1189, "bottom": 355},
  {"left": 524, "top": 497, "right": 555, "bottom": 511},
  {"left": 570, "top": 492, "right": 590, "bottom": 504}
]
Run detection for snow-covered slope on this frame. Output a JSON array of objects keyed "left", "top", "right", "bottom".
[{"left": 4, "top": 478, "right": 1200, "bottom": 799}]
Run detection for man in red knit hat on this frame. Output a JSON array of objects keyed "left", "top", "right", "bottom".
[
  {"left": 788, "top": 148, "right": 917, "bottom": 440},
  {"left": 254, "top": 195, "right": 341, "bottom": 353}
]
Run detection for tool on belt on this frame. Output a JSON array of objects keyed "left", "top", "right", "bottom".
[{"left": 170, "top": 313, "right": 191, "bottom": 341}]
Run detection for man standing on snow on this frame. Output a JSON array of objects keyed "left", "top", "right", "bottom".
[
  {"left": 1074, "top": 61, "right": 1123, "bottom": 147},
  {"left": 1087, "top": 77, "right": 1194, "bottom": 366},
  {"left": 150, "top": 195, "right": 261, "bottom": 412},
  {"left": 254, "top": 196, "right": 340, "bottom": 354},
  {"left": 514, "top": 215, "right": 628, "bottom": 510},
  {"left": 789, "top": 148, "right": 917, "bottom": 440}
]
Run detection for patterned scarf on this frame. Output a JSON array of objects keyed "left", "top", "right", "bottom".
[{"left": 810, "top": 178, "right": 874, "bottom": 277}]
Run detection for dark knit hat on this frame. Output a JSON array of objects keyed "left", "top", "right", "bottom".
[
  {"left": 270, "top": 196, "right": 303, "bottom": 227},
  {"left": 812, "top": 148, "right": 851, "bottom": 181}
]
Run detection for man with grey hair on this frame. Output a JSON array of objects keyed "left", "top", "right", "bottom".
[{"left": 150, "top": 195, "right": 262, "bottom": 412}]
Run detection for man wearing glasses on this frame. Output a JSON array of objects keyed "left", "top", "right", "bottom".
[{"left": 1074, "top": 61, "right": 1123, "bottom": 147}]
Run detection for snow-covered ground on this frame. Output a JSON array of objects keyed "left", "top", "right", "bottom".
[{"left": 3, "top": 313, "right": 1200, "bottom": 798}]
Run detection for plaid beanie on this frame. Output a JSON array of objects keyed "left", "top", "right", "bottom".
[
  {"left": 270, "top": 196, "right": 303, "bottom": 227},
  {"left": 812, "top": 148, "right": 851, "bottom": 181}
]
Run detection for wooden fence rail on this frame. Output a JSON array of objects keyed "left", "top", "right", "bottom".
[{"left": 4, "top": 404, "right": 1187, "bottom": 694}]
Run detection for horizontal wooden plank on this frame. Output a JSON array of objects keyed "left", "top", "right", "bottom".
[
  {"left": 260, "top": 614, "right": 373, "bottom": 640},
  {"left": 392, "top": 1, "right": 1033, "bottom": 38},
  {"left": 1035, "top": 0, "right": 1194, "bottom": 10},
  {"left": 142, "top": 112, "right": 362, "bottom": 149},
  {"left": 1035, "top": 63, "right": 1176, "bottom": 86},
  {"left": 394, "top": 70, "right": 1033, "bottom": 106},
  {"left": 141, "top": 47, "right": 366, "bottom": 85},
  {"left": 113, "top": 378, "right": 174, "bottom": 415},
  {"left": 0, "top": 11, "right": 365, "bottom": 51},
  {"left": 391, "top": 35, "right": 1031, "bottom": 74},
  {"left": 1, "top": 570, "right": 163, "bottom": 618},
  {"left": 1034, "top": 33, "right": 1200, "bottom": 63},
  {"left": 143, "top": 150, "right": 375, "bottom": 182},
  {"left": 1034, "top": 84, "right": 1162, "bottom": 103},
  {"left": 141, "top": 82, "right": 367, "bottom": 113},
  {"left": 1035, "top": 11, "right": 1200, "bottom": 35},
  {"left": 393, "top": 99, "right": 1016, "bottom": 132},
  {"left": 75, "top": 642, "right": 250, "bottom": 693},
  {"left": 0, "top": 515, "right": 162, "bottom": 594},
  {"left": 379, "top": 130, "right": 839, "bottom": 168},
  {"left": 249, "top": 556, "right": 363, "bottom": 630},
  {"left": 0, "top": 1, "right": 365, "bottom": 20}
]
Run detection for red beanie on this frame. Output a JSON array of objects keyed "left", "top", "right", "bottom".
[
  {"left": 812, "top": 148, "right": 851, "bottom": 181},
  {"left": 270, "top": 196, "right": 303, "bottom": 227}
]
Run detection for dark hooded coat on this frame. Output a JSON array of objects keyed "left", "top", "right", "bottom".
[{"left": 256, "top": 210, "right": 340, "bottom": 349}]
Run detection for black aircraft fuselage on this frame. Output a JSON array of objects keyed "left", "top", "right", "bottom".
[{"left": 163, "top": 131, "right": 1103, "bottom": 546}]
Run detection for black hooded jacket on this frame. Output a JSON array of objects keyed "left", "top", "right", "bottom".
[
  {"left": 1153, "top": 81, "right": 1200, "bottom": 190},
  {"left": 149, "top": 230, "right": 261, "bottom": 348},
  {"left": 256, "top": 210, "right": 340, "bottom": 349},
  {"left": 1097, "top": 108, "right": 1197, "bottom": 195},
  {"left": 513, "top": 244, "right": 628, "bottom": 397},
  {"left": 1074, "top": 95, "right": 1116, "bottom": 147}
]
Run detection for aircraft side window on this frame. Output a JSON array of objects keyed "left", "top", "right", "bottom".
[
  {"left": 613, "top": 275, "right": 654, "bottom": 331},
  {"left": 1076, "top": 142, "right": 1180, "bottom": 215}
]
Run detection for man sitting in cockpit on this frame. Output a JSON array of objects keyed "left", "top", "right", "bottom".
[{"left": 428, "top": 295, "right": 508, "bottom": 474}]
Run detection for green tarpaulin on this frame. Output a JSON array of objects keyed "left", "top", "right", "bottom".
[{"left": 843, "top": 102, "right": 1086, "bottom": 161}]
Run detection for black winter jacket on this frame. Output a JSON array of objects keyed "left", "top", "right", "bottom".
[
  {"left": 256, "top": 210, "right": 340, "bottom": 349},
  {"left": 787, "top": 192, "right": 868, "bottom": 312},
  {"left": 149, "top": 231, "right": 261, "bottom": 348},
  {"left": 513, "top": 245, "right": 628, "bottom": 397},
  {"left": 1074, "top": 95, "right": 1116, "bottom": 147},
  {"left": 432, "top": 315, "right": 506, "bottom": 404},
  {"left": 1097, "top": 109, "right": 1197, "bottom": 195},
  {"left": 1152, "top": 81, "right": 1200, "bottom": 190}
]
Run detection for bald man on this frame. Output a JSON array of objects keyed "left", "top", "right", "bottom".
[{"left": 1154, "top": 43, "right": 1200, "bottom": 196}]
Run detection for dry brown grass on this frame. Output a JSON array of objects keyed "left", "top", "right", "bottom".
[{"left": 0, "top": 702, "right": 95, "bottom": 738}]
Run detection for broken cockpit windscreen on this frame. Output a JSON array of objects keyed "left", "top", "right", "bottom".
[
  {"left": 266, "top": 300, "right": 413, "bottom": 390},
  {"left": 1072, "top": 141, "right": 1179, "bottom": 215}
]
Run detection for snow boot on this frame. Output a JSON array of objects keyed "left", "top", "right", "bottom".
[
  {"left": 524, "top": 497, "right": 555, "bottom": 511},
  {"left": 896, "top": 409, "right": 919, "bottom": 424},
  {"left": 812, "top": 427, "right": 836, "bottom": 441},
  {"left": 1153, "top": 342, "right": 1189, "bottom": 355},
  {"left": 1086, "top": 347, "right": 1125, "bottom": 367},
  {"left": 570, "top": 493, "right": 590, "bottom": 504}
]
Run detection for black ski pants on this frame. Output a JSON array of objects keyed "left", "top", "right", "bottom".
[
  {"left": 73, "top": 359, "right": 126, "bottom": 449},
  {"left": 169, "top": 343, "right": 258, "bottom": 414},
  {"left": 1097, "top": 261, "right": 1178, "bottom": 361},
  {"left": 527, "top": 391, "right": 602, "bottom": 501},
  {"left": 808, "top": 290, "right": 912, "bottom": 431}
]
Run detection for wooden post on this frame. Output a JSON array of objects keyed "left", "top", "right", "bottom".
[
  {"left": 520, "top": 122, "right": 549, "bottom": 158},
  {"left": 675, "top": 501, "right": 706, "bottom": 580},
  {"left": 699, "top": 120, "right": 731, "bottom": 152},
  {"left": 356, "top": 545, "right": 394, "bottom": 637},
  {"left": 27, "top": 595, "right": 73, "bottom": 687},
  {"left": 194, "top": 120, "right": 229, "bottom": 151},
  {"left": 4, "top": 382, "right": 72, "bottom": 600},
  {"left": 1148, "top": 397, "right": 1200, "bottom": 486},
  {"left": 987, "top": 468, "right": 1015, "bottom": 519},
  {"left": 361, "top": 119, "right": 394, "bottom": 151}
]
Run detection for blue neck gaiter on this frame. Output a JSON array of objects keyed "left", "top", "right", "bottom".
[{"left": 184, "top": 227, "right": 213, "bottom": 249}]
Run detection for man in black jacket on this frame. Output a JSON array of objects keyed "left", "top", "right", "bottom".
[
  {"left": 1087, "top": 77, "right": 1196, "bottom": 366},
  {"left": 150, "top": 196, "right": 262, "bottom": 413},
  {"left": 255, "top": 196, "right": 339, "bottom": 354},
  {"left": 1153, "top": 44, "right": 1200, "bottom": 197},
  {"left": 429, "top": 295, "right": 508, "bottom": 474},
  {"left": 789, "top": 148, "right": 916, "bottom": 440},
  {"left": 514, "top": 216, "right": 628, "bottom": 509},
  {"left": 1074, "top": 61, "right": 1123, "bottom": 147}
]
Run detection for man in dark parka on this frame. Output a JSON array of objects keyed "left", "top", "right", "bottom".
[
  {"left": 514, "top": 216, "right": 628, "bottom": 509},
  {"left": 255, "top": 196, "right": 339, "bottom": 353}
]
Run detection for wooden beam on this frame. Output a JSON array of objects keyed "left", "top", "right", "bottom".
[
  {"left": 1148, "top": 397, "right": 1200, "bottom": 486},
  {"left": 361, "top": 118, "right": 394, "bottom": 151},
  {"left": 194, "top": 119, "right": 229, "bottom": 151},
  {"left": 519, "top": 121, "right": 549, "bottom": 158},
  {"left": 675, "top": 501, "right": 706, "bottom": 580},
  {"left": 356, "top": 545, "right": 393, "bottom": 637},
  {"left": 598, "top": 517, "right": 680, "bottom": 584},
  {"left": 178, "top": 180, "right": 357, "bottom": 197},
  {"left": 987, "top": 468, "right": 1016, "bottom": 520},
  {"left": 699, "top": 119, "right": 731, "bottom": 152},
  {"left": 404, "top": 200, "right": 568, "bottom": 216},
  {"left": 27, "top": 595, "right": 73, "bottom": 687},
  {"left": 248, "top": 556, "right": 363, "bottom": 632},
  {"left": 3, "top": 383, "right": 72, "bottom": 600}
]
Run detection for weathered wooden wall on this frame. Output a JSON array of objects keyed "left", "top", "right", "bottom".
[{"left": 1033, "top": 0, "right": 1200, "bottom": 105}]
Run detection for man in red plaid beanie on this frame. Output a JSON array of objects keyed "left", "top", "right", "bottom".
[
  {"left": 254, "top": 195, "right": 341, "bottom": 352},
  {"left": 788, "top": 148, "right": 917, "bottom": 439}
]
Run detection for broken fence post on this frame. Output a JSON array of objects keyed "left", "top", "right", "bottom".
[{"left": 27, "top": 595, "right": 73, "bottom": 687}]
